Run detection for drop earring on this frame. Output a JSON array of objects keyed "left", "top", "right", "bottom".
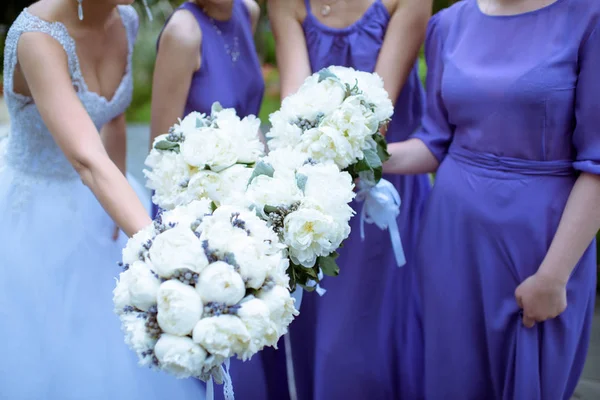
[
  {"left": 77, "top": 0, "right": 83, "bottom": 20},
  {"left": 142, "top": 0, "right": 153, "bottom": 21}
]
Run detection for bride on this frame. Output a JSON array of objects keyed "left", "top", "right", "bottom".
[{"left": 0, "top": 0, "right": 204, "bottom": 398}]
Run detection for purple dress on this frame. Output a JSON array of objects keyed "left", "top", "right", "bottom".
[
  {"left": 411, "top": 1, "right": 598, "bottom": 398},
  {"left": 152, "top": 3, "right": 281, "bottom": 399},
  {"left": 287, "top": 1, "right": 430, "bottom": 399},
  {"left": 151, "top": 0, "right": 264, "bottom": 218}
]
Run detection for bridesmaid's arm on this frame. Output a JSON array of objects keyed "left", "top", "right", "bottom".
[
  {"left": 17, "top": 33, "right": 150, "bottom": 236},
  {"left": 515, "top": 25, "right": 600, "bottom": 327},
  {"left": 150, "top": 10, "right": 201, "bottom": 148},
  {"left": 375, "top": 0, "right": 431, "bottom": 107},
  {"left": 242, "top": 0, "right": 261, "bottom": 33},
  {"left": 383, "top": 12, "right": 450, "bottom": 175},
  {"left": 101, "top": 113, "right": 127, "bottom": 175},
  {"left": 268, "top": 0, "right": 312, "bottom": 99}
]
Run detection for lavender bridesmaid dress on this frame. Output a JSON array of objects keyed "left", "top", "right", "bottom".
[
  {"left": 150, "top": 0, "right": 264, "bottom": 218},
  {"left": 287, "top": 1, "right": 430, "bottom": 399},
  {"left": 153, "top": 3, "right": 285, "bottom": 399},
  {"left": 411, "top": 1, "right": 598, "bottom": 398}
]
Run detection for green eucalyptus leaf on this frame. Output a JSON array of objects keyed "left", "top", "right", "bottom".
[
  {"left": 154, "top": 140, "right": 180, "bottom": 153},
  {"left": 211, "top": 101, "right": 223, "bottom": 114},
  {"left": 372, "top": 133, "right": 391, "bottom": 162},
  {"left": 318, "top": 253, "right": 340, "bottom": 277},
  {"left": 363, "top": 148, "right": 382, "bottom": 169},
  {"left": 248, "top": 161, "right": 275, "bottom": 185},
  {"left": 317, "top": 68, "right": 338, "bottom": 83},
  {"left": 296, "top": 173, "right": 308, "bottom": 192},
  {"left": 263, "top": 205, "right": 279, "bottom": 214}
]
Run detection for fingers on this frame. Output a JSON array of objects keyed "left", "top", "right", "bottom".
[{"left": 522, "top": 314, "right": 536, "bottom": 328}]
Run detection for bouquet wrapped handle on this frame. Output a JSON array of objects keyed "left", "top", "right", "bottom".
[
  {"left": 356, "top": 179, "right": 406, "bottom": 267},
  {"left": 206, "top": 359, "right": 235, "bottom": 400}
]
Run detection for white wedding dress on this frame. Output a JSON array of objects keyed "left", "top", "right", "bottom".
[{"left": 0, "top": 7, "right": 204, "bottom": 399}]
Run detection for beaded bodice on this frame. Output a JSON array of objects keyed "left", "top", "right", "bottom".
[{"left": 2, "top": 6, "right": 138, "bottom": 180}]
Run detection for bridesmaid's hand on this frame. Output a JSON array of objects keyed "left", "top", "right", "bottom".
[{"left": 514, "top": 272, "right": 567, "bottom": 328}]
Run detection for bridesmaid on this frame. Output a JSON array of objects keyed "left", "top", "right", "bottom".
[
  {"left": 384, "top": 0, "right": 599, "bottom": 398},
  {"left": 268, "top": 0, "right": 431, "bottom": 398},
  {"left": 149, "top": 1, "right": 285, "bottom": 399}
]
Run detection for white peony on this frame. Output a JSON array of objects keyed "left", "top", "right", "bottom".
[
  {"left": 256, "top": 285, "right": 298, "bottom": 335},
  {"left": 149, "top": 225, "right": 208, "bottom": 278},
  {"left": 299, "top": 163, "right": 355, "bottom": 222},
  {"left": 172, "top": 111, "right": 207, "bottom": 135},
  {"left": 321, "top": 96, "right": 377, "bottom": 149},
  {"left": 114, "top": 261, "right": 160, "bottom": 312},
  {"left": 120, "top": 313, "right": 156, "bottom": 366},
  {"left": 122, "top": 224, "right": 154, "bottom": 265},
  {"left": 157, "top": 280, "right": 204, "bottom": 336},
  {"left": 160, "top": 199, "right": 212, "bottom": 229},
  {"left": 237, "top": 298, "right": 279, "bottom": 358},
  {"left": 215, "top": 110, "right": 264, "bottom": 164},
  {"left": 186, "top": 170, "right": 223, "bottom": 203},
  {"left": 283, "top": 207, "right": 342, "bottom": 268},
  {"left": 195, "top": 261, "right": 245, "bottom": 305},
  {"left": 261, "top": 147, "right": 309, "bottom": 175},
  {"left": 181, "top": 128, "right": 238, "bottom": 172},
  {"left": 246, "top": 174, "right": 303, "bottom": 211},
  {"left": 231, "top": 238, "right": 269, "bottom": 289},
  {"left": 266, "top": 111, "right": 303, "bottom": 150},
  {"left": 298, "top": 125, "right": 358, "bottom": 169},
  {"left": 154, "top": 334, "right": 207, "bottom": 378},
  {"left": 192, "top": 315, "right": 250, "bottom": 358},
  {"left": 217, "top": 164, "right": 254, "bottom": 206},
  {"left": 144, "top": 150, "right": 192, "bottom": 210}
]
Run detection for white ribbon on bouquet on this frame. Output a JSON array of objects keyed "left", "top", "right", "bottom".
[
  {"left": 356, "top": 178, "right": 406, "bottom": 267},
  {"left": 206, "top": 359, "right": 235, "bottom": 400},
  {"left": 291, "top": 270, "right": 326, "bottom": 310}
]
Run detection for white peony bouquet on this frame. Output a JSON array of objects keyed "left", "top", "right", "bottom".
[
  {"left": 266, "top": 66, "right": 393, "bottom": 186},
  {"left": 114, "top": 200, "right": 298, "bottom": 392},
  {"left": 145, "top": 103, "right": 263, "bottom": 210},
  {"left": 243, "top": 148, "right": 355, "bottom": 292}
]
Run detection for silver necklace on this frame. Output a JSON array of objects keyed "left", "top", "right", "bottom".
[{"left": 209, "top": 18, "right": 240, "bottom": 63}]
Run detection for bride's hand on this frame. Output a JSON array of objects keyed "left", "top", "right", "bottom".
[{"left": 514, "top": 271, "right": 567, "bottom": 328}]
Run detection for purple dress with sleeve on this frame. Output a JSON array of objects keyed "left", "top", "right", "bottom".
[
  {"left": 411, "top": 0, "right": 598, "bottom": 397},
  {"left": 285, "top": 1, "right": 430, "bottom": 399}
]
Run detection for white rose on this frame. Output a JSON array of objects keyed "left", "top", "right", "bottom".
[
  {"left": 115, "top": 261, "right": 160, "bottom": 312},
  {"left": 149, "top": 225, "right": 208, "bottom": 278},
  {"left": 157, "top": 280, "right": 204, "bottom": 336},
  {"left": 154, "top": 334, "right": 207, "bottom": 378},
  {"left": 122, "top": 225, "right": 155, "bottom": 265},
  {"left": 181, "top": 128, "right": 237, "bottom": 172},
  {"left": 192, "top": 315, "right": 250, "bottom": 358},
  {"left": 237, "top": 298, "right": 279, "bottom": 358},
  {"left": 284, "top": 208, "right": 342, "bottom": 268},
  {"left": 120, "top": 313, "right": 156, "bottom": 366},
  {"left": 195, "top": 261, "right": 245, "bottom": 305},
  {"left": 256, "top": 285, "right": 298, "bottom": 334}
]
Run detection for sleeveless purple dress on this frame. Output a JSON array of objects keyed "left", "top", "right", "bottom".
[
  {"left": 150, "top": 0, "right": 264, "bottom": 218},
  {"left": 412, "top": 1, "right": 598, "bottom": 398},
  {"left": 152, "top": 4, "right": 283, "bottom": 398},
  {"left": 286, "top": 1, "right": 430, "bottom": 399}
]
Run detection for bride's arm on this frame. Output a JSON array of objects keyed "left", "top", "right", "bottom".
[
  {"left": 268, "top": 0, "right": 312, "bottom": 99},
  {"left": 18, "top": 32, "right": 150, "bottom": 236},
  {"left": 150, "top": 10, "right": 201, "bottom": 148},
  {"left": 101, "top": 114, "right": 127, "bottom": 175}
]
